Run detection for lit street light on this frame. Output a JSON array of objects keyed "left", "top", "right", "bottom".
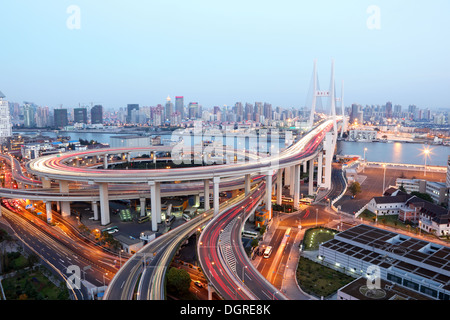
[
  {"left": 363, "top": 147, "right": 368, "bottom": 172},
  {"left": 382, "top": 164, "right": 386, "bottom": 196},
  {"left": 421, "top": 147, "right": 431, "bottom": 177}
]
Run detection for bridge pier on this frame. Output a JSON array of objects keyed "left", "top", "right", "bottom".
[
  {"left": 322, "top": 132, "right": 335, "bottom": 190},
  {"left": 276, "top": 169, "right": 283, "bottom": 205},
  {"left": 149, "top": 181, "right": 161, "bottom": 231},
  {"left": 98, "top": 182, "right": 111, "bottom": 226},
  {"left": 309, "top": 158, "right": 315, "bottom": 196},
  {"left": 317, "top": 151, "right": 323, "bottom": 188},
  {"left": 213, "top": 177, "right": 220, "bottom": 217},
  {"left": 244, "top": 174, "right": 251, "bottom": 196},
  {"left": 204, "top": 179, "right": 210, "bottom": 210},
  {"left": 59, "top": 180, "right": 71, "bottom": 217},
  {"left": 140, "top": 198, "right": 146, "bottom": 217},
  {"left": 92, "top": 201, "right": 99, "bottom": 220},
  {"left": 285, "top": 166, "right": 291, "bottom": 189},
  {"left": 41, "top": 178, "right": 51, "bottom": 189},
  {"left": 45, "top": 201, "right": 52, "bottom": 224},
  {"left": 293, "top": 164, "right": 301, "bottom": 210},
  {"left": 265, "top": 171, "right": 272, "bottom": 219},
  {"left": 155, "top": 182, "right": 161, "bottom": 223}
]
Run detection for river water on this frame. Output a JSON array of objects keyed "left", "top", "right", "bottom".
[
  {"left": 336, "top": 140, "right": 449, "bottom": 167},
  {"left": 14, "top": 130, "right": 450, "bottom": 166}
]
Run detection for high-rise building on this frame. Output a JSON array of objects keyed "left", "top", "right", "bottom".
[
  {"left": 54, "top": 108, "right": 68, "bottom": 128},
  {"left": 175, "top": 96, "right": 184, "bottom": 119},
  {"left": 188, "top": 102, "right": 199, "bottom": 119},
  {"left": 127, "top": 104, "right": 139, "bottom": 123},
  {"left": 408, "top": 105, "right": 417, "bottom": 120},
  {"left": 165, "top": 96, "right": 174, "bottom": 122},
  {"left": 264, "top": 102, "right": 272, "bottom": 121},
  {"left": 91, "top": 105, "right": 103, "bottom": 124},
  {"left": 385, "top": 101, "right": 393, "bottom": 119},
  {"left": 74, "top": 107, "right": 87, "bottom": 124},
  {"left": 234, "top": 102, "right": 243, "bottom": 122},
  {"left": 36, "top": 106, "right": 50, "bottom": 128},
  {"left": 245, "top": 103, "right": 253, "bottom": 121},
  {"left": 0, "top": 91, "right": 12, "bottom": 144},
  {"left": 23, "top": 103, "right": 36, "bottom": 128},
  {"left": 350, "top": 104, "right": 363, "bottom": 124}
]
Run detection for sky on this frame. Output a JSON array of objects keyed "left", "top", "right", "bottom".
[{"left": 1, "top": 0, "right": 450, "bottom": 111}]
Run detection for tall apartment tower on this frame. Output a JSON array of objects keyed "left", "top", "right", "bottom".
[
  {"left": 54, "top": 108, "right": 68, "bottom": 128},
  {"left": 0, "top": 91, "right": 12, "bottom": 144},
  {"left": 91, "top": 105, "right": 103, "bottom": 124},
  {"left": 165, "top": 96, "right": 174, "bottom": 121},
  {"left": 175, "top": 96, "right": 184, "bottom": 119},
  {"left": 127, "top": 104, "right": 139, "bottom": 123},
  {"left": 74, "top": 107, "right": 88, "bottom": 124}
]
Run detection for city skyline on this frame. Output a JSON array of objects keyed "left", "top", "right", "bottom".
[{"left": 1, "top": 1, "right": 450, "bottom": 110}]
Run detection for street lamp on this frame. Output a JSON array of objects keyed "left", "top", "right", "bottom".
[
  {"left": 242, "top": 265, "right": 247, "bottom": 283},
  {"left": 421, "top": 147, "right": 431, "bottom": 177},
  {"left": 382, "top": 164, "right": 386, "bottom": 196},
  {"left": 363, "top": 148, "right": 368, "bottom": 172}
]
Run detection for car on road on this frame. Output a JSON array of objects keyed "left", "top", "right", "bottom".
[{"left": 194, "top": 281, "right": 203, "bottom": 288}]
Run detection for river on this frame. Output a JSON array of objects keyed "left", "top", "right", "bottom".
[{"left": 336, "top": 140, "right": 449, "bottom": 167}]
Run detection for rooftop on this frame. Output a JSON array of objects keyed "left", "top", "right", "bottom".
[
  {"left": 373, "top": 194, "right": 412, "bottom": 204},
  {"left": 338, "top": 276, "right": 432, "bottom": 300},
  {"left": 321, "top": 224, "right": 450, "bottom": 290}
]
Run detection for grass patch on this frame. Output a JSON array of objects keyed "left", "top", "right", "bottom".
[
  {"left": 296, "top": 256, "right": 355, "bottom": 298},
  {"left": 303, "top": 227, "right": 338, "bottom": 251}
]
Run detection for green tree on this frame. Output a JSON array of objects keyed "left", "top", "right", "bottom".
[
  {"left": 348, "top": 182, "right": 362, "bottom": 198},
  {"left": 166, "top": 267, "right": 191, "bottom": 296},
  {"left": 411, "top": 192, "right": 433, "bottom": 203}
]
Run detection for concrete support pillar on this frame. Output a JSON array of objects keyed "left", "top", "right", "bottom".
[
  {"left": 294, "top": 164, "right": 300, "bottom": 210},
  {"left": 244, "top": 174, "right": 251, "bottom": 196},
  {"left": 149, "top": 181, "right": 158, "bottom": 232},
  {"left": 59, "top": 180, "right": 70, "bottom": 217},
  {"left": 303, "top": 161, "right": 307, "bottom": 173},
  {"left": 98, "top": 183, "right": 110, "bottom": 226},
  {"left": 276, "top": 169, "right": 283, "bottom": 206},
  {"left": 204, "top": 179, "right": 210, "bottom": 211},
  {"left": 213, "top": 177, "right": 220, "bottom": 217},
  {"left": 104, "top": 155, "right": 108, "bottom": 169},
  {"left": 127, "top": 153, "right": 131, "bottom": 163},
  {"left": 42, "top": 178, "right": 51, "bottom": 189},
  {"left": 155, "top": 182, "right": 161, "bottom": 223},
  {"left": 140, "top": 198, "right": 146, "bottom": 217},
  {"left": 265, "top": 171, "right": 272, "bottom": 219},
  {"left": 322, "top": 132, "right": 335, "bottom": 190},
  {"left": 309, "top": 159, "right": 315, "bottom": 196},
  {"left": 92, "top": 201, "right": 99, "bottom": 220},
  {"left": 285, "top": 167, "right": 291, "bottom": 187},
  {"left": 317, "top": 152, "right": 323, "bottom": 188},
  {"left": 289, "top": 165, "right": 295, "bottom": 197},
  {"left": 45, "top": 201, "right": 52, "bottom": 224}
]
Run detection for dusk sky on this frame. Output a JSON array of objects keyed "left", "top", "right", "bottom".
[{"left": 1, "top": 0, "right": 449, "bottom": 110}]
